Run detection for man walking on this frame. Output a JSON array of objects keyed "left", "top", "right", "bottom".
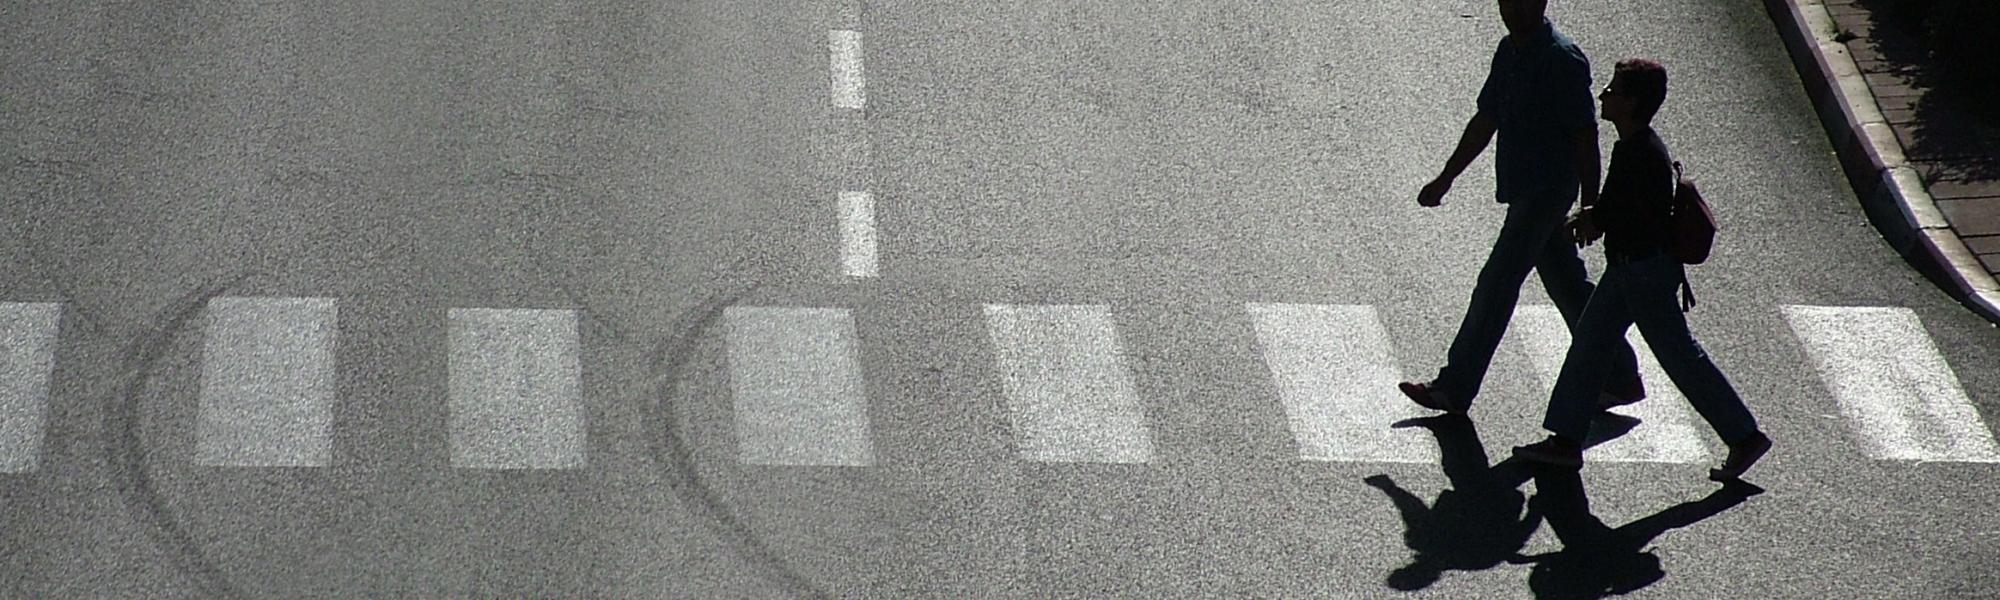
[{"left": 1400, "top": 0, "right": 1644, "bottom": 414}]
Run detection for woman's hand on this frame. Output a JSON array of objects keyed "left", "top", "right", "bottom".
[{"left": 1568, "top": 209, "right": 1604, "bottom": 247}]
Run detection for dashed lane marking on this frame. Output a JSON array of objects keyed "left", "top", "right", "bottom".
[
  {"left": 840, "top": 191, "right": 878, "bottom": 278},
  {"left": 830, "top": 30, "right": 865, "bottom": 110}
]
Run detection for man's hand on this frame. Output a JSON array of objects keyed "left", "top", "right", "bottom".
[
  {"left": 1568, "top": 209, "right": 1603, "bottom": 246},
  {"left": 1418, "top": 177, "right": 1453, "bottom": 208}
]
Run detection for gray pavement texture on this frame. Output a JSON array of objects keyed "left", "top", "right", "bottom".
[{"left": 3, "top": 0, "right": 2000, "bottom": 598}]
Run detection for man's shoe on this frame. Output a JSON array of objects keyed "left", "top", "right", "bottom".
[
  {"left": 1512, "top": 436, "right": 1584, "bottom": 468},
  {"left": 1597, "top": 377, "right": 1646, "bottom": 410},
  {"left": 1709, "top": 431, "right": 1773, "bottom": 481},
  {"left": 1398, "top": 380, "right": 1463, "bottom": 415}
]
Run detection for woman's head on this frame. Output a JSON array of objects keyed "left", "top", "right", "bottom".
[{"left": 1601, "top": 59, "right": 1669, "bottom": 125}]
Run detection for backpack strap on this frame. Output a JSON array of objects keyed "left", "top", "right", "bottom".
[
  {"left": 1671, "top": 161, "right": 1686, "bottom": 203},
  {"left": 1672, "top": 160, "right": 1698, "bottom": 312},
  {"left": 1680, "top": 272, "right": 1697, "bottom": 312}
]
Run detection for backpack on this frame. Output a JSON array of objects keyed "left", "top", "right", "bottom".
[{"left": 1667, "top": 161, "right": 1716, "bottom": 310}]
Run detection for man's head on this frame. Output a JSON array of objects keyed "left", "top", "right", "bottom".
[
  {"left": 1498, "top": 0, "right": 1549, "bottom": 37},
  {"left": 1600, "top": 58, "right": 1669, "bottom": 125}
]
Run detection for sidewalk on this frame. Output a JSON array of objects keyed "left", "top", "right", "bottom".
[{"left": 1763, "top": 0, "right": 2000, "bottom": 325}]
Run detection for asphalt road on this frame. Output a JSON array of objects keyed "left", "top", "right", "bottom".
[{"left": 4, "top": 0, "right": 2000, "bottom": 598}]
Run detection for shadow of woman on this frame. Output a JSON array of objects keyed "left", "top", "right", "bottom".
[
  {"left": 1510, "top": 467, "right": 1765, "bottom": 599},
  {"left": 1364, "top": 413, "right": 1644, "bottom": 591}
]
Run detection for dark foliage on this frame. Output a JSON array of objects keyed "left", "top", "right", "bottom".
[{"left": 1883, "top": 0, "right": 2000, "bottom": 113}]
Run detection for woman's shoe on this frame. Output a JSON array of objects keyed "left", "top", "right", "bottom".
[{"left": 1512, "top": 435, "right": 1584, "bottom": 468}]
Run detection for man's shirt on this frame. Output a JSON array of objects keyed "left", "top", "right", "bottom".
[{"left": 1476, "top": 18, "right": 1595, "bottom": 206}]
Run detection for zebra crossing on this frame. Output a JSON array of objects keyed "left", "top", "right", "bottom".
[
  {"left": 0, "top": 302, "right": 61, "bottom": 473},
  {"left": 195, "top": 296, "right": 340, "bottom": 467},
  {"left": 1512, "top": 305, "right": 1713, "bottom": 463},
  {"left": 1246, "top": 303, "right": 1434, "bottom": 463},
  {"left": 0, "top": 297, "right": 1995, "bottom": 473}
]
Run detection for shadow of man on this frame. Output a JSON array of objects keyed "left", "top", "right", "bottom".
[
  {"left": 1363, "top": 415, "right": 1535, "bottom": 589},
  {"left": 1510, "top": 467, "right": 1764, "bottom": 599},
  {"left": 1365, "top": 413, "right": 1644, "bottom": 590}
]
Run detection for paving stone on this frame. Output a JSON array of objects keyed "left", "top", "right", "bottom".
[
  {"left": 1980, "top": 252, "right": 2000, "bottom": 276},
  {"left": 1936, "top": 199, "right": 2000, "bottom": 237},
  {"left": 1867, "top": 78, "right": 1930, "bottom": 98},
  {"left": 1831, "top": 12, "right": 1873, "bottom": 33},
  {"left": 1929, "top": 179, "right": 2000, "bottom": 200},
  {"left": 1965, "top": 235, "right": 2000, "bottom": 255},
  {"left": 1897, "top": 126, "right": 1999, "bottom": 162},
  {"left": 1828, "top": 3, "right": 1870, "bottom": 16},
  {"left": 1852, "top": 59, "right": 1901, "bottom": 75},
  {"left": 1850, "top": 37, "right": 1929, "bottom": 63},
  {"left": 1914, "top": 160, "right": 2000, "bottom": 186},
  {"left": 1883, "top": 108, "right": 1919, "bottom": 125},
  {"left": 1873, "top": 94, "right": 1921, "bottom": 112}
]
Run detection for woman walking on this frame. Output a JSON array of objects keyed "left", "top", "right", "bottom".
[{"left": 1509, "top": 58, "right": 1772, "bottom": 481}]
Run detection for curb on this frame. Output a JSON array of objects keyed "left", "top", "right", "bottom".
[{"left": 1760, "top": 0, "right": 2000, "bottom": 326}]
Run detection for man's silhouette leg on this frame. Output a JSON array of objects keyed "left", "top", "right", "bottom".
[
  {"left": 1417, "top": 201, "right": 1569, "bottom": 411},
  {"left": 1533, "top": 215, "right": 1645, "bottom": 408}
]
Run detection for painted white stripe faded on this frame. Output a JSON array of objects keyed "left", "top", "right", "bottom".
[
  {"left": 1782, "top": 305, "right": 2000, "bottom": 462},
  {"left": 1247, "top": 303, "right": 1436, "bottom": 463},
  {"left": 830, "top": 30, "right": 865, "bottom": 109},
  {"left": 984, "top": 305, "right": 1152, "bottom": 463},
  {"left": 447, "top": 308, "right": 586, "bottom": 470},
  {"left": 197, "top": 297, "right": 338, "bottom": 467},
  {"left": 0, "top": 302, "right": 61, "bottom": 473},
  {"left": 840, "top": 191, "right": 878, "bottom": 278},
  {"left": 724, "top": 307, "right": 876, "bottom": 466},
  {"left": 1513, "top": 305, "right": 1711, "bottom": 463}
]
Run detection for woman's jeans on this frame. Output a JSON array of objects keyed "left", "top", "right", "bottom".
[
  {"left": 1541, "top": 254, "right": 1760, "bottom": 445},
  {"left": 1436, "top": 200, "right": 1641, "bottom": 406}
]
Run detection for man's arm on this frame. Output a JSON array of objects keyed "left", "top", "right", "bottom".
[
  {"left": 1567, "top": 125, "right": 1605, "bottom": 245},
  {"left": 1442, "top": 113, "right": 1498, "bottom": 181},
  {"left": 1572, "top": 124, "right": 1601, "bottom": 207},
  {"left": 1418, "top": 113, "right": 1498, "bottom": 207}
]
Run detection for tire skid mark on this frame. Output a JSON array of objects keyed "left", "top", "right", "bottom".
[
  {"left": 641, "top": 280, "right": 835, "bottom": 600},
  {"left": 7, "top": 157, "right": 121, "bottom": 339},
  {"left": 506, "top": 201, "right": 832, "bottom": 599},
  {"left": 105, "top": 272, "right": 254, "bottom": 600}
]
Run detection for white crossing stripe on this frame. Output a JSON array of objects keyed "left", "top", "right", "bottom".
[
  {"left": 829, "top": 30, "right": 865, "bottom": 109},
  {"left": 197, "top": 297, "right": 338, "bottom": 467},
  {"left": 1246, "top": 303, "right": 1436, "bottom": 463},
  {"left": 839, "top": 191, "right": 878, "bottom": 278},
  {"left": 724, "top": 307, "right": 876, "bottom": 466},
  {"left": 984, "top": 305, "right": 1153, "bottom": 463},
  {"left": 1782, "top": 305, "right": 2000, "bottom": 461},
  {"left": 0, "top": 302, "right": 61, "bottom": 473},
  {"left": 447, "top": 308, "right": 586, "bottom": 469},
  {"left": 1513, "top": 306, "right": 1711, "bottom": 463}
]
